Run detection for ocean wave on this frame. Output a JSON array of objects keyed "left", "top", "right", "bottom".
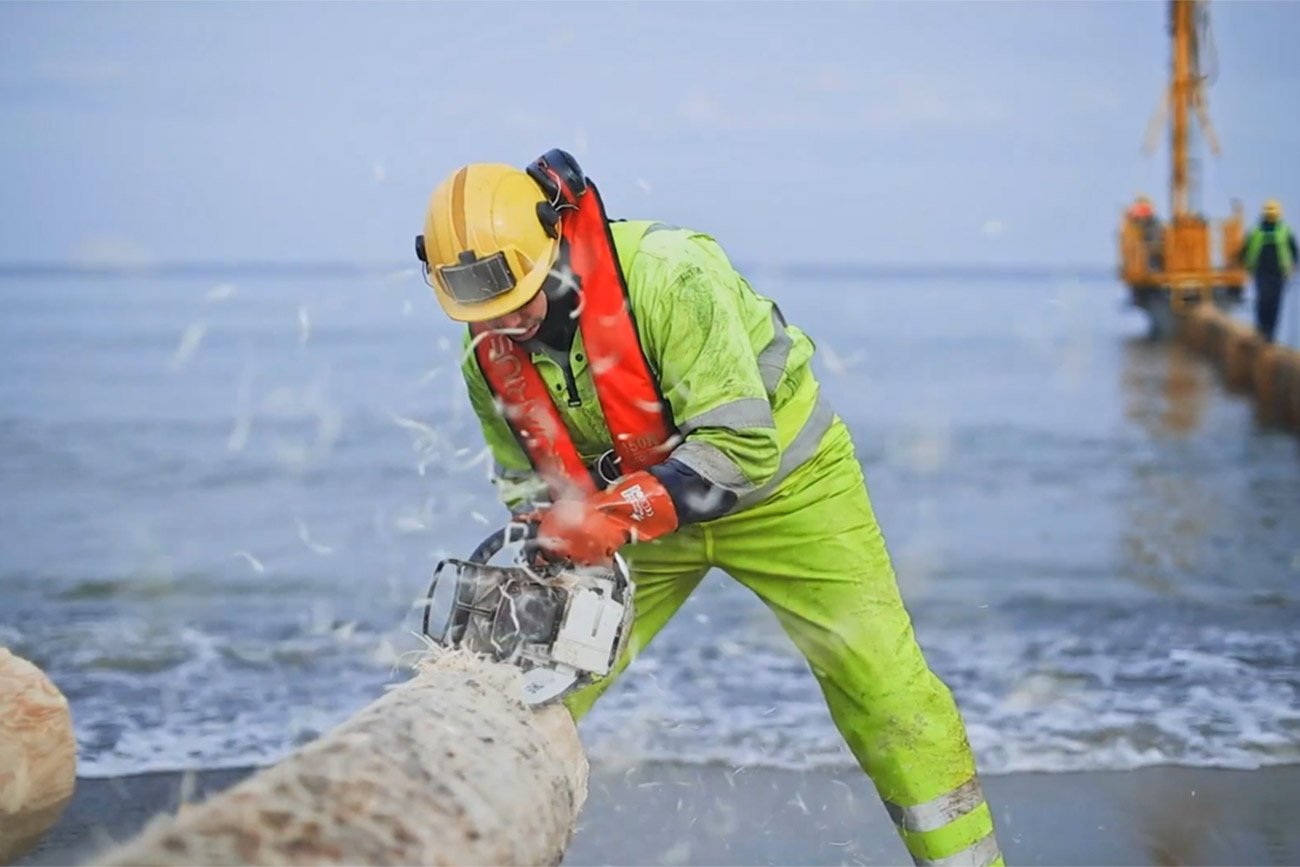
[{"left": 68, "top": 615, "right": 1300, "bottom": 779}]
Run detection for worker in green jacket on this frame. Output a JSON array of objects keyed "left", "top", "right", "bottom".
[
  {"left": 1238, "top": 199, "right": 1297, "bottom": 343},
  {"left": 416, "top": 149, "right": 1002, "bottom": 867}
]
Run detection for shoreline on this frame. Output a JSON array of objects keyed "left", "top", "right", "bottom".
[{"left": 17, "top": 762, "right": 1300, "bottom": 866}]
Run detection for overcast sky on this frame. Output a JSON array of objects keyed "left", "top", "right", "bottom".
[{"left": 2, "top": 1, "right": 1297, "bottom": 269}]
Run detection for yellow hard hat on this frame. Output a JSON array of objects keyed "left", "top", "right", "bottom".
[
  {"left": 1263, "top": 199, "right": 1283, "bottom": 219},
  {"left": 417, "top": 163, "right": 558, "bottom": 323}
]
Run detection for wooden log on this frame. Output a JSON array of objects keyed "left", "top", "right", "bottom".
[
  {"left": 92, "top": 652, "right": 588, "bottom": 866},
  {"left": 1222, "top": 328, "right": 1261, "bottom": 392},
  {"left": 1252, "top": 343, "right": 1282, "bottom": 425},
  {"left": 1205, "top": 314, "right": 1227, "bottom": 363},
  {"left": 1291, "top": 351, "right": 1300, "bottom": 433},
  {"left": 1179, "top": 305, "right": 1212, "bottom": 352},
  {"left": 1279, "top": 346, "right": 1300, "bottom": 432},
  {"left": 0, "top": 648, "right": 77, "bottom": 866}
]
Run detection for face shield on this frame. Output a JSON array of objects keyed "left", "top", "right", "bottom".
[
  {"left": 415, "top": 232, "right": 555, "bottom": 323},
  {"left": 427, "top": 251, "right": 517, "bottom": 304}
]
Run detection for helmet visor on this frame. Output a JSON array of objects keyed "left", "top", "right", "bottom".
[{"left": 436, "top": 252, "right": 517, "bottom": 304}]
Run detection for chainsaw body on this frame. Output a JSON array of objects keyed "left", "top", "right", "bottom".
[{"left": 422, "top": 525, "right": 635, "bottom": 705}]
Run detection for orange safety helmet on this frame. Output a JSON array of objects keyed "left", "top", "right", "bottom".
[{"left": 1128, "top": 195, "right": 1154, "bottom": 220}]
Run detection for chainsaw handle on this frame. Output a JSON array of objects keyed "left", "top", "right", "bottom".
[
  {"left": 469, "top": 521, "right": 539, "bottom": 564},
  {"left": 423, "top": 522, "right": 541, "bottom": 639}
]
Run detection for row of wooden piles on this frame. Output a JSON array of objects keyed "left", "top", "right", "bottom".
[{"left": 1178, "top": 305, "right": 1300, "bottom": 433}]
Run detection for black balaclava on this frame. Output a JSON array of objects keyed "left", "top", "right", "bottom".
[{"left": 523, "top": 243, "right": 580, "bottom": 354}]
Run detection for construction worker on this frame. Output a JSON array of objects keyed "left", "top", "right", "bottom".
[
  {"left": 416, "top": 150, "right": 1002, "bottom": 867},
  {"left": 1126, "top": 194, "right": 1155, "bottom": 222},
  {"left": 1238, "top": 199, "right": 1297, "bottom": 343},
  {"left": 1126, "top": 194, "right": 1164, "bottom": 271}
]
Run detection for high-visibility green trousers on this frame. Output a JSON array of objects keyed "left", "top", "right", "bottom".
[{"left": 565, "top": 418, "right": 1003, "bottom": 866}]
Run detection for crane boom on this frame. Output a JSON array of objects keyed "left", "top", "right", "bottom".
[{"left": 1116, "top": 0, "right": 1245, "bottom": 339}]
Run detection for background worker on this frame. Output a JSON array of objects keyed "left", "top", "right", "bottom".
[
  {"left": 1238, "top": 199, "right": 1297, "bottom": 343},
  {"left": 416, "top": 149, "right": 1003, "bottom": 867},
  {"left": 1126, "top": 194, "right": 1164, "bottom": 271}
]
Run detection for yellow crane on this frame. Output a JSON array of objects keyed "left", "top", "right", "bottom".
[{"left": 1118, "top": 0, "right": 1247, "bottom": 338}]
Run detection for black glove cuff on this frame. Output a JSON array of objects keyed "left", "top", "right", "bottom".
[{"left": 647, "top": 459, "right": 737, "bottom": 524}]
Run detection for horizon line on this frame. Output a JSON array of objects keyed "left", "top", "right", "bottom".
[{"left": 0, "top": 260, "right": 1116, "bottom": 282}]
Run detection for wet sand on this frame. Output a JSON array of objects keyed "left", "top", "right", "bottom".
[{"left": 17, "top": 761, "right": 1300, "bottom": 865}]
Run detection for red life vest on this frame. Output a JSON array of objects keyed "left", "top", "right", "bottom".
[{"left": 471, "top": 166, "right": 677, "bottom": 501}]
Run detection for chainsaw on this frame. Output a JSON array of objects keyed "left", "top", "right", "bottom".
[{"left": 421, "top": 522, "right": 635, "bottom": 705}]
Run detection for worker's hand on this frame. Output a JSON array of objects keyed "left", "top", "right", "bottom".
[
  {"left": 536, "top": 500, "right": 629, "bottom": 566},
  {"left": 534, "top": 471, "right": 680, "bottom": 566}
]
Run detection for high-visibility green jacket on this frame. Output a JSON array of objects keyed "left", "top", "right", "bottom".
[
  {"left": 461, "top": 220, "right": 834, "bottom": 514},
  {"left": 1243, "top": 220, "right": 1295, "bottom": 275}
]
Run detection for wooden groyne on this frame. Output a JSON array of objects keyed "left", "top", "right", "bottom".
[{"left": 1178, "top": 305, "right": 1300, "bottom": 433}]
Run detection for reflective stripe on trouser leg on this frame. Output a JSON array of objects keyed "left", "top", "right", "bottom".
[
  {"left": 886, "top": 778, "right": 1002, "bottom": 866},
  {"left": 708, "top": 418, "right": 1001, "bottom": 867},
  {"left": 561, "top": 526, "right": 709, "bottom": 720}
]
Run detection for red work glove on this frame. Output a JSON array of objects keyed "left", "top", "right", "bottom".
[{"left": 535, "top": 471, "right": 679, "bottom": 566}]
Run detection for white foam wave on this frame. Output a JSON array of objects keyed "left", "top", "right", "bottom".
[{"left": 64, "top": 603, "right": 1300, "bottom": 779}]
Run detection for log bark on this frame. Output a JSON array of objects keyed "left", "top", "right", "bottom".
[
  {"left": 92, "top": 652, "right": 588, "bottom": 866},
  {"left": 1178, "top": 306, "right": 1300, "bottom": 437},
  {"left": 0, "top": 648, "right": 77, "bottom": 865},
  {"left": 1222, "top": 328, "right": 1260, "bottom": 392},
  {"left": 1284, "top": 349, "right": 1300, "bottom": 432},
  {"left": 1253, "top": 344, "right": 1286, "bottom": 426}
]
